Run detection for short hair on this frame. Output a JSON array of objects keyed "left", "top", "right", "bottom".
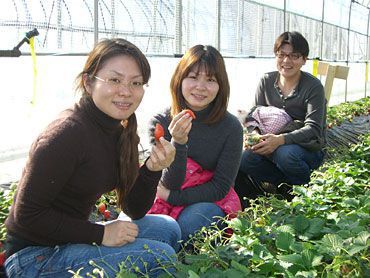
[
  {"left": 170, "top": 45, "right": 229, "bottom": 124},
  {"left": 274, "top": 31, "right": 309, "bottom": 58}
]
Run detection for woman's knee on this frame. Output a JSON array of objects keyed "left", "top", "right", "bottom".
[
  {"left": 134, "top": 214, "right": 181, "bottom": 248},
  {"left": 82, "top": 241, "right": 177, "bottom": 277},
  {"left": 179, "top": 203, "right": 224, "bottom": 220},
  {"left": 127, "top": 240, "right": 177, "bottom": 276},
  {"left": 177, "top": 203, "right": 225, "bottom": 241}
]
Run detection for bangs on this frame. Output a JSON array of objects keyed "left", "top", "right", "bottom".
[{"left": 189, "top": 56, "right": 218, "bottom": 77}]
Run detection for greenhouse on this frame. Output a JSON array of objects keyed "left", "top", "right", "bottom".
[{"left": 0, "top": 0, "right": 369, "bottom": 277}]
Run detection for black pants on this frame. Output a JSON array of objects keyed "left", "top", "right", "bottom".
[{"left": 234, "top": 170, "right": 293, "bottom": 209}]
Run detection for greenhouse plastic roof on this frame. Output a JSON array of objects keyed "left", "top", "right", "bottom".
[{"left": 356, "top": 0, "right": 370, "bottom": 8}]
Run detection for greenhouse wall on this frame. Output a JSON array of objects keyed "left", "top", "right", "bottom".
[{"left": 0, "top": 0, "right": 369, "bottom": 183}]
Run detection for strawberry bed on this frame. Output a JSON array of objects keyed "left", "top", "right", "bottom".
[{"left": 0, "top": 97, "right": 369, "bottom": 277}]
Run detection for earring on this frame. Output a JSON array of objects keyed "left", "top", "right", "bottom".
[{"left": 121, "top": 119, "right": 128, "bottom": 128}]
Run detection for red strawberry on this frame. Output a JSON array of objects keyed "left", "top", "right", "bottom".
[
  {"left": 0, "top": 251, "right": 5, "bottom": 266},
  {"left": 183, "top": 109, "right": 196, "bottom": 119},
  {"left": 154, "top": 123, "right": 164, "bottom": 141},
  {"left": 103, "top": 210, "right": 111, "bottom": 220},
  {"left": 98, "top": 203, "right": 106, "bottom": 214}
]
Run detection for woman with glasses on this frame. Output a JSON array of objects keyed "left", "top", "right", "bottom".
[
  {"left": 238, "top": 31, "right": 326, "bottom": 200},
  {"left": 147, "top": 45, "right": 243, "bottom": 244},
  {"left": 4, "top": 38, "right": 180, "bottom": 277}
]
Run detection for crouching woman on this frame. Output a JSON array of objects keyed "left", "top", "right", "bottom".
[{"left": 4, "top": 38, "right": 180, "bottom": 278}]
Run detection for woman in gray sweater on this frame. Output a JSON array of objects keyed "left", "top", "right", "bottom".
[{"left": 149, "top": 45, "right": 243, "bottom": 242}]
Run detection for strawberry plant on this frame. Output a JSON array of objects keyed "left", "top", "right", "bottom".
[
  {"left": 0, "top": 183, "right": 16, "bottom": 242},
  {"left": 0, "top": 98, "right": 369, "bottom": 276},
  {"left": 97, "top": 203, "right": 106, "bottom": 214},
  {"left": 327, "top": 97, "right": 370, "bottom": 127},
  {"left": 173, "top": 134, "right": 370, "bottom": 277},
  {"left": 89, "top": 191, "right": 119, "bottom": 222}
]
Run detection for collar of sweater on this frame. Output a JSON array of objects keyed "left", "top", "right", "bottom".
[
  {"left": 191, "top": 102, "right": 214, "bottom": 122},
  {"left": 79, "top": 96, "right": 122, "bottom": 133}
]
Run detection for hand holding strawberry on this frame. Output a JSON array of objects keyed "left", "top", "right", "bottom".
[
  {"left": 146, "top": 137, "right": 176, "bottom": 171},
  {"left": 183, "top": 109, "right": 196, "bottom": 119},
  {"left": 168, "top": 110, "right": 193, "bottom": 145},
  {"left": 244, "top": 133, "right": 262, "bottom": 149},
  {"left": 251, "top": 133, "right": 285, "bottom": 155}
]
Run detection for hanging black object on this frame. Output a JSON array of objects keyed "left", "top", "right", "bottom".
[{"left": 0, "top": 28, "right": 39, "bottom": 57}]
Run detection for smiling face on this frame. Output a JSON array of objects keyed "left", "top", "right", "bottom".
[
  {"left": 84, "top": 55, "right": 145, "bottom": 120},
  {"left": 181, "top": 65, "right": 219, "bottom": 111},
  {"left": 276, "top": 44, "right": 306, "bottom": 81}
]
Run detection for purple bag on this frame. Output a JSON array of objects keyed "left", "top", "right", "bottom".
[{"left": 245, "top": 106, "right": 292, "bottom": 135}]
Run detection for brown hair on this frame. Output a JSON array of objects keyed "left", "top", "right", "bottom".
[
  {"left": 170, "top": 45, "right": 229, "bottom": 124},
  {"left": 75, "top": 38, "right": 150, "bottom": 210},
  {"left": 274, "top": 31, "right": 309, "bottom": 58}
]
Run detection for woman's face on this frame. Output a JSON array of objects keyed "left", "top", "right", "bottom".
[
  {"left": 181, "top": 65, "right": 219, "bottom": 111},
  {"left": 85, "top": 55, "right": 145, "bottom": 120},
  {"left": 276, "top": 44, "right": 306, "bottom": 80}
]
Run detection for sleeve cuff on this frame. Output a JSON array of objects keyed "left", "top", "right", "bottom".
[
  {"left": 284, "top": 133, "right": 293, "bottom": 145},
  {"left": 141, "top": 158, "right": 163, "bottom": 182},
  {"left": 172, "top": 141, "right": 188, "bottom": 150}
]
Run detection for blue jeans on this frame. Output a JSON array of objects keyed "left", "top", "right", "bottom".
[
  {"left": 177, "top": 202, "right": 225, "bottom": 243},
  {"left": 5, "top": 214, "right": 181, "bottom": 278},
  {"left": 239, "top": 144, "right": 324, "bottom": 185}
]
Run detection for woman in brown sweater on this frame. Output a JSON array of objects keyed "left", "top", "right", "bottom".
[{"left": 4, "top": 38, "right": 180, "bottom": 277}]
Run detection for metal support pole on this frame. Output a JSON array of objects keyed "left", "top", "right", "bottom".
[
  {"left": 216, "top": 0, "right": 221, "bottom": 50},
  {"left": 111, "top": 0, "right": 115, "bottom": 38},
  {"left": 283, "top": 0, "right": 286, "bottom": 30},
  {"left": 57, "top": 0, "right": 62, "bottom": 49},
  {"left": 152, "top": 0, "right": 158, "bottom": 53},
  {"left": 320, "top": 0, "right": 325, "bottom": 59},
  {"left": 175, "top": 0, "right": 182, "bottom": 54},
  {"left": 236, "top": 0, "right": 242, "bottom": 54},
  {"left": 94, "top": 0, "right": 99, "bottom": 45},
  {"left": 345, "top": 1, "right": 353, "bottom": 102},
  {"left": 256, "top": 6, "right": 261, "bottom": 56}
]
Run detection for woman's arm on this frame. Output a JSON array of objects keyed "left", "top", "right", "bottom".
[
  {"left": 8, "top": 120, "right": 105, "bottom": 245},
  {"left": 149, "top": 110, "right": 190, "bottom": 190},
  {"left": 166, "top": 120, "right": 243, "bottom": 206},
  {"left": 123, "top": 138, "right": 177, "bottom": 219}
]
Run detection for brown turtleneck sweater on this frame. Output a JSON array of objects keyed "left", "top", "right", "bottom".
[{"left": 5, "top": 97, "right": 161, "bottom": 257}]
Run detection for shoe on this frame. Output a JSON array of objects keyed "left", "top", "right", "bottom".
[
  {"left": 260, "top": 182, "right": 277, "bottom": 194},
  {"left": 276, "top": 183, "right": 294, "bottom": 201}
]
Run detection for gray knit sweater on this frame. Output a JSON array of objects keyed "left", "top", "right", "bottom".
[{"left": 149, "top": 105, "right": 243, "bottom": 206}]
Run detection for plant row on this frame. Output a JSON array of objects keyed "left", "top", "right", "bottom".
[
  {"left": 326, "top": 96, "right": 370, "bottom": 128},
  {"left": 173, "top": 134, "right": 369, "bottom": 277}
]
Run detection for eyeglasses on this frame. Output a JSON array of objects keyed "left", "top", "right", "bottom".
[
  {"left": 93, "top": 76, "right": 148, "bottom": 91},
  {"left": 276, "top": 52, "right": 302, "bottom": 60}
]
